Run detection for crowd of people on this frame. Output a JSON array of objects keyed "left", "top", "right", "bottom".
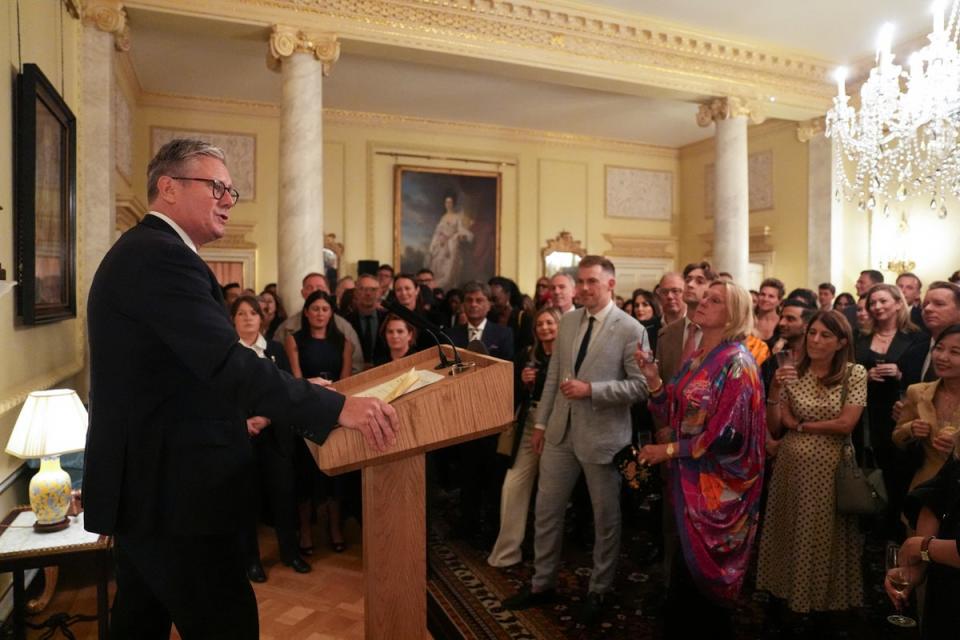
[{"left": 229, "top": 256, "right": 960, "bottom": 638}]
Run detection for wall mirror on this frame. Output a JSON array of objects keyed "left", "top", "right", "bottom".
[{"left": 542, "top": 231, "right": 585, "bottom": 277}]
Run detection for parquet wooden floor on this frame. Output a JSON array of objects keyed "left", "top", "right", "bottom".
[{"left": 16, "top": 521, "right": 369, "bottom": 639}]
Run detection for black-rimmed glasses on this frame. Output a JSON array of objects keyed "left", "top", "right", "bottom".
[{"left": 171, "top": 177, "right": 240, "bottom": 205}]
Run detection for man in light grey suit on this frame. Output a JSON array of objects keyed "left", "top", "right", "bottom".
[{"left": 502, "top": 255, "right": 648, "bottom": 625}]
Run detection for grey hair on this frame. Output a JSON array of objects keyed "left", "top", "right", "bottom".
[
  {"left": 147, "top": 139, "right": 226, "bottom": 202},
  {"left": 462, "top": 280, "right": 492, "bottom": 300}
]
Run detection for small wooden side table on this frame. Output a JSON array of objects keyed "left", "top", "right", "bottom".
[{"left": 0, "top": 506, "right": 111, "bottom": 640}]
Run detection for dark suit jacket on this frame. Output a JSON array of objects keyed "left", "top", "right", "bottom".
[
  {"left": 257, "top": 340, "right": 296, "bottom": 458},
  {"left": 449, "top": 321, "right": 515, "bottom": 362},
  {"left": 85, "top": 216, "right": 346, "bottom": 537},
  {"left": 345, "top": 309, "right": 388, "bottom": 365}
]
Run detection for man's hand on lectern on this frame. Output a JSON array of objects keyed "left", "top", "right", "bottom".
[{"left": 338, "top": 396, "right": 399, "bottom": 451}]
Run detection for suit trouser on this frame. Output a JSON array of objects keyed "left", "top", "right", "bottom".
[
  {"left": 111, "top": 531, "right": 258, "bottom": 640},
  {"left": 488, "top": 416, "right": 540, "bottom": 567},
  {"left": 532, "top": 435, "right": 622, "bottom": 594}
]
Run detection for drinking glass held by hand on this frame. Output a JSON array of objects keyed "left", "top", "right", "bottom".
[{"left": 884, "top": 542, "right": 917, "bottom": 628}]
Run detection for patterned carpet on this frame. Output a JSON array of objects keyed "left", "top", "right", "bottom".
[{"left": 427, "top": 496, "right": 922, "bottom": 640}]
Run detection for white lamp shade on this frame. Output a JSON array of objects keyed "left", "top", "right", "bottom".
[{"left": 6, "top": 389, "right": 88, "bottom": 458}]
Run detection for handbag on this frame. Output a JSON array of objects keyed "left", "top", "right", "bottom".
[
  {"left": 834, "top": 364, "right": 888, "bottom": 515},
  {"left": 836, "top": 441, "right": 888, "bottom": 515}
]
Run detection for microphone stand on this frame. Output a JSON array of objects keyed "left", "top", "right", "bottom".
[{"left": 384, "top": 301, "right": 462, "bottom": 369}]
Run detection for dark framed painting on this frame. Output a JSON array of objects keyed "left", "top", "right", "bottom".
[
  {"left": 15, "top": 64, "right": 77, "bottom": 324},
  {"left": 394, "top": 166, "right": 500, "bottom": 291}
]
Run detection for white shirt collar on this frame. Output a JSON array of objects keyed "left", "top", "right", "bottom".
[
  {"left": 585, "top": 299, "right": 615, "bottom": 324},
  {"left": 468, "top": 318, "right": 487, "bottom": 335},
  {"left": 147, "top": 211, "right": 198, "bottom": 254},
  {"left": 239, "top": 333, "right": 268, "bottom": 359}
]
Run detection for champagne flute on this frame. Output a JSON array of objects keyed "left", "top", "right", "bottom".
[
  {"left": 885, "top": 542, "right": 917, "bottom": 628},
  {"left": 775, "top": 349, "right": 798, "bottom": 385}
]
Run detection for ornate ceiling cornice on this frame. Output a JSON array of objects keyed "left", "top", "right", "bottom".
[{"left": 125, "top": 0, "right": 836, "bottom": 118}]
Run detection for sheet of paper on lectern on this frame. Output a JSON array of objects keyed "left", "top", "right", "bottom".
[{"left": 354, "top": 368, "right": 445, "bottom": 403}]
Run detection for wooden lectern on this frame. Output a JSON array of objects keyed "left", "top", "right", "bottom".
[{"left": 308, "top": 345, "right": 513, "bottom": 639}]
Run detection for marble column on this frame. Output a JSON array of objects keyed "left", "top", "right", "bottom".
[
  {"left": 268, "top": 27, "right": 340, "bottom": 306},
  {"left": 79, "top": 1, "right": 127, "bottom": 309},
  {"left": 697, "top": 97, "right": 764, "bottom": 286},
  {"left": 799, "top": 118, "right": 843, "bottom": 287}
]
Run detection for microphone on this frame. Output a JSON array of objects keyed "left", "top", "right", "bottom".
[{"left": 384, "top": 300, "right": 462, "bottom": 369}]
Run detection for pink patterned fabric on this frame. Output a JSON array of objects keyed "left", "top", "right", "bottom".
[{"left": 650, "top": 341, "right": 766, "bottom": 603}]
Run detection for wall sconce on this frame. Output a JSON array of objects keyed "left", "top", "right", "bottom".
[{"left": 0, "top": 262, "right": 16, "bottom": 298}]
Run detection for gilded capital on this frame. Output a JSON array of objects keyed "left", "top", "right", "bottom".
[
  {"left": 696, "top": 97, "right": 766, "bottom": 127},
  {"left": 80, "top": 0, "right": 129, "bottom": 51},
  {"left": 796, "top": 116, "right": 826, "bottom": 142},
  {"left": 267, "top": 26, "right": 340, "bottom": 76}
]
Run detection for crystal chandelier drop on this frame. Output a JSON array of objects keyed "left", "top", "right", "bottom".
[{"left": 826, "top": 1, "right": 960, "bottom": 218}]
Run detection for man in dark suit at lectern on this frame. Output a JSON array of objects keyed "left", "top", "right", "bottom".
[{"left": 85, "top": 139, "right": 398, "bottom": 639}]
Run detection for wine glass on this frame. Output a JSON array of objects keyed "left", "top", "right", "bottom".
[{"left": 885, "top": 542, "right": 917, "bottom": 628}]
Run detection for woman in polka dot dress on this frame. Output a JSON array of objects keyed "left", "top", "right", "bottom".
[{"left": 757, "top": 310, "right": 867, "bottom": 614}]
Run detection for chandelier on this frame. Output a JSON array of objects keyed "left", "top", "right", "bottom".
[{"left": 826, "top": 1, "right": 960, "bottom": 218}]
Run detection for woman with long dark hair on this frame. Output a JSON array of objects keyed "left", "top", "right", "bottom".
[
  {"left": 757, "top": 310, "right": 866, "bottom": 618},
  {"left": 285, "top": 290, "right": 354, "bottom": 553},
  {"left": 632, "top": 288, "right": 662, "bottom": 353}
]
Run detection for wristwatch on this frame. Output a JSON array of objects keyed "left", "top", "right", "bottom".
[
  {"left": 797, "top": 423, "right": 805, "bottom": 434},
  {"left": 921, "top": 536, "right": 936, "bottom": 563},
  {"left": 666, "top": 443, "right": 675, "bottom": 458}
]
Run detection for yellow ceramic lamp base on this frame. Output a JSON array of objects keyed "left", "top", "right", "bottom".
[{"left": 29, "top": 456, "right": 72, "bottom": 532}]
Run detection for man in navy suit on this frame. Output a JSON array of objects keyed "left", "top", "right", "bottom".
[
  {"left": 85, "top": 139, "right": 398, "bottom": 639},
  {"left": 447, "top": 281, "right": 514, "bottom": 540},
  {"left": 449, "top": 281, "right": 514, "bottom": 361}
]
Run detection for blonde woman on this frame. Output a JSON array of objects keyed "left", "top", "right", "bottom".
[
  {"left": 636, "top": 281, "right": 766, "bottom": 638},
  {"left": 855, "top": 283, "right": 927, "bottom": 541}
]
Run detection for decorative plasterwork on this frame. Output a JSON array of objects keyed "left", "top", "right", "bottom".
[
  {"left": 80, "top": 0, "right": 130, "bottom": 51},
  {"left": 699, "top": 225, "right": 774, "bottom": 254},
  {"left": 205, "top": 222, "right": 257, "bottom": 250},
  {"left": 126, "top": 0, "right": 836, "bottom": 117},
  {"left": 267, "top": 26, "right": 340, "bottom": 75},
  {"left": 602, "top": 234, "right": 675, "bottom": 259},
  {"left": 696, "top": 97, "right": 766, "bottom": 127},
  {"left": 115, "top": 194, "right": 146, "bottom": 233},
  {"left": 796, "top": 116, "right": 826, "bottom": 143}
]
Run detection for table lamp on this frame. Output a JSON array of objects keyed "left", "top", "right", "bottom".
[{"left": 6, "top": 390, "right": 88, "bottom": 532}]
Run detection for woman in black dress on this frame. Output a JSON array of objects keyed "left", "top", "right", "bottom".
[
  {"left": 285, "top": 290, "right": 354, "bottom": 553},
  {"left": 231, "top": 296, "right": 310, "bottom": 581},
  {"left": 855, "top": 283, "right": 926, "bottom": 540}
]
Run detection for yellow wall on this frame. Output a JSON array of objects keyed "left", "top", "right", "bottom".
[
  {"left": 132, "top": 103, "right": 681, "bottom": 295},
  {"left": 0, "top": 1, "right": 82, "bottom": 493},
  {"left": 678, "top": 120, "right": 810, "bottom": 291}
]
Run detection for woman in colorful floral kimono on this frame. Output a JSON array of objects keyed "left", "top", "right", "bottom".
[{"left": 636, "top": 280, "right": 766, "bottom": 639}]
